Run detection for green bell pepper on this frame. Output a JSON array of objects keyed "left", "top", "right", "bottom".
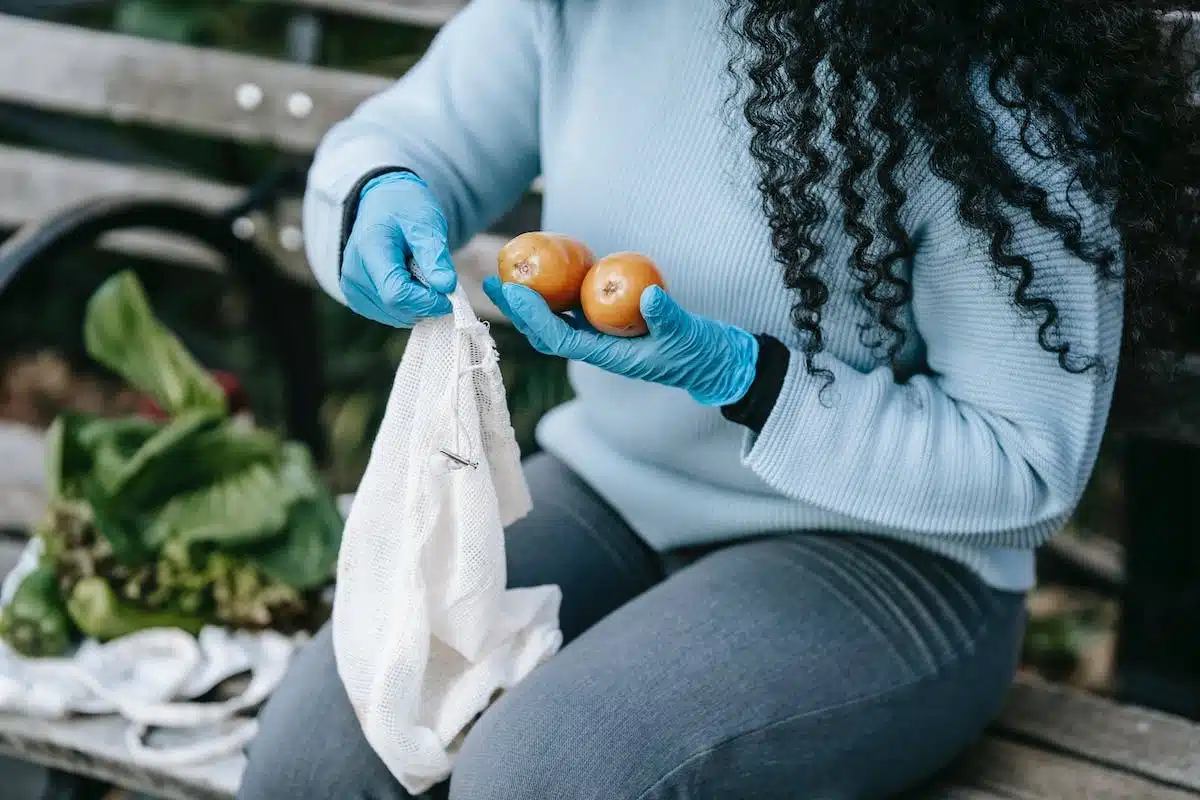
[
  {"left": 67, "top": 576, "right": 208, "bottom": 642},
  {"left": 0, "top": 566, "right": 76, "bottom": 658}
]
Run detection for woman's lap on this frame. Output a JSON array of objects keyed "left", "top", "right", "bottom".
[{"left": 238, "top": 453, "right": 1025, "bottom": 800}]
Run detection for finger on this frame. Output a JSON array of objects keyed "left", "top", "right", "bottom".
[
  {"left": 355, "top": 227, "right": 451, "bottom": 317},
  {"left": 397, "top": 212, "right": 457, "bottom": 293},
  {"left": 482, "top": 276, "right": 515, "bottom": 318},
  {"left": 483, "top": 276, "right": 541, "bottom": 343},
  {"left": 486, "top": 280, "right": 550, "bottom": 350},
  {"left": 640, "top": 285, "right": 691, "bottom": 339},
  {"left": 341, "top": 278, "right": 411, "bottom": 328},
  {"left": 502, "top": 283, "right": 588, "bottom": 357}
]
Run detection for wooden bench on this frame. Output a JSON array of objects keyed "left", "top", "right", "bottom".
[
  {"left": 0, "top": 671, "right": 1195, "bottom": 799},
  {"left": 0, "top": 2, "right": 1197, "bottom": 798}
]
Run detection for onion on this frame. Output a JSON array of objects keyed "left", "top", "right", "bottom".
[
  {"left": 497, "top": 232, "right": 595, "bottom": 313},
  {"left": 580, "top": 252, "right": 666, "bottom": 337}
]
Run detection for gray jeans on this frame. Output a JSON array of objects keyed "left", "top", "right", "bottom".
[{"left": 239, "top": 453, "right": 1025, "bottom": 799}]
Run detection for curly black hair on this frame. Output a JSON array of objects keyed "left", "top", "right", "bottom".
[{"left": 723, "top": 0, "right": 1199, "bottom": 397}]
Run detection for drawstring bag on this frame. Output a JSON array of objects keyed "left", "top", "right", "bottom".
[{"left": 332, "top": 286, "right": 563, "bottom": 795}]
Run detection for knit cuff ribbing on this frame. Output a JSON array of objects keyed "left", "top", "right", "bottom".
[{"left": 721, "top": 334, "right": 790, "bottom": 433}]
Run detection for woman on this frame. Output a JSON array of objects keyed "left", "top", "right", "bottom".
[{"left": 239, "top": 1, "right": 1198, "bottom": 797}]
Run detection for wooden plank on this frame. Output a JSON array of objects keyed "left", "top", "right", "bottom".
[
  {"left": 0, "top": 143, "right": 289, "bottom": 277},
  {"left": 994, "top": 674, "right": 1200, "bottom": 792},
  {"left": 0, "top": 145, "right": 243, "bottom": 223},
  {"left": 264, "top": 0, "right": 465, "bottom": 27},
  {"left": 0, "top": 145, "right": 507, "bottom": 320},
  {"left": 951, "top": 737, "right": 1199, "bottom": 800},
  {"left": 0, "top": 712, "right": 239, "bottom": 799},
  {"left": 0, "top": 14, "right": 390, "bottom": 153}
]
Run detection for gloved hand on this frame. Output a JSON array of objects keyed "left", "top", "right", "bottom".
[
  {"left": 340, "top": 171, "right": 457, "bottom": 327},
  {"left": 482, "top": 277, "right": 759, "bottom": 406}
]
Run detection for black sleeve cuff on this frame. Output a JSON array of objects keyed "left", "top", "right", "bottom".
[
  {"left": 721, "top": 334, "right": 790, "bottom": 434},
  {"left": 337, "top": 166, "right": 417, "bottom": 280}
]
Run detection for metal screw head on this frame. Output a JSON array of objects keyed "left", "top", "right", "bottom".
[
  {"left": 231, "top": 217, "right": 256, "bottom": 240},
  {"left": 279, "top": 225, "right": 304, "bottom": 252},
  {"left": 235, "top": 83, "right": 264, "bottom": 111},
  {"left": 286, "top": 91, "right": 314, "bottom": 119}
]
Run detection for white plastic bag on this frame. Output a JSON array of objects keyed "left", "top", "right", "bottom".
[
  {"left": 332, "top": 287, "right": 562, "bottom": 795},
  {"left": 0, "top": 537, "right": 298, "bottom": 767}
]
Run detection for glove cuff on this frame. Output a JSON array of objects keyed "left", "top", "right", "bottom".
[
  {"left": 689, "top": 326, "right": 762, "bottom": 408},
  {"left": 337, "top": 166, "right": 418, "bottom": 281}
]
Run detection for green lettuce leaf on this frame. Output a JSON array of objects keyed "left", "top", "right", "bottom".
[
  {"left": 82, "top": 476, "right": 156, "bottom": 566},
  {"left": 99, "top": 412, "right": 282, "bottom": 511},
  {"left": 144, "top": 443, "right": 342, "bottom": 589},
  {"left": 83, "top": 271, "right": 226, "bottom": 417},
  {"left": 230, "top": 443, "right": 342, "bottom": 589},
  {"left": 45, "top": 413, "right": 96, "bottom": 502},
  {"left": 241, "top": 492, "right": 343, "bottom": 590},
  {"left": 143, "top": 462, "right": 290, "bottom": 549},
  {"left": 97, "top": 409, "right": 223, "bottom": 506},
  {"left": 45, "top": 413, "right": 161, "bottom": 503}
]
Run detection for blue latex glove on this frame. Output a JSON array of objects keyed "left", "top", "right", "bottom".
[
  {"left": 482, "top": 277, "right": 760, "bottom": 406},
  {"left": 340, "top": 171, "right": 457, "bottom": 327}
]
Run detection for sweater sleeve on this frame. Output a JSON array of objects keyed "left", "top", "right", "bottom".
[
  {"left": 740, "top": 107, "right": 1124, "bottom": 550},
  {"left": 302, "top": 0, "right": 544, "bottom": 303}
]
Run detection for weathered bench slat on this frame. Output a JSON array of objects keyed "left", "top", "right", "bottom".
[
  {"left": 0, "top": 678, "right": 1196, "bottom": 800},
  {"left": 0, "top": 145, "right": 243, "bottom": 223},
  {"left": 0, "top": 144, "right": 507, "bottom": 318},
  {"left": 0, "top": 14, "right": 390, "bottom": 153},
  {"left": 0, "top": 143, "right": 265, "bottom": 274},
  {"left": 262, "top": 0, "right": 465, "bottom": 27},
  {"left": 0, "top": 711, "right": 241, "bottom": 800},
  {"left": 953, "top": 737, "right": 1199, "bottom": 800},
  {"left": 995, "top": 674, "right": 1200, "bottom": 792}
]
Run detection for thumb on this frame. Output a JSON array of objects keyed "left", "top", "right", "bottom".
[
  {"left": 401, "top": 220, "right": 457, "bottom": 293},
  {"left": 640, "top": 285, "right": 690, "bottom": 339}
]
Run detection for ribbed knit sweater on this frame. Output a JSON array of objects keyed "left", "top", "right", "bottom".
[{"left": 303, "top": 0, "right": 1124, "bottom": 591}]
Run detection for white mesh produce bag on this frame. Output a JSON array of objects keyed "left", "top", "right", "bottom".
[{"left": 332, "top": 287, "right": 563, "bottom": 795}]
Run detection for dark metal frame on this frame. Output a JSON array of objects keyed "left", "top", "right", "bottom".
[{"left": 0, "top": 195, "right": 328, "bottom": 463}]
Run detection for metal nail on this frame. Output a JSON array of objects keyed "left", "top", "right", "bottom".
[{"left": 438, "top": 449, "right": 478, "bottom": 469}]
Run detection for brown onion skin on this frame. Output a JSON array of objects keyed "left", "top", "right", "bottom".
[
  {"left": 580, "top": 252, "right": 666, "bottom": 337},
  {"left": 497, "top": 232, "right": 595, "bottom": 313}
]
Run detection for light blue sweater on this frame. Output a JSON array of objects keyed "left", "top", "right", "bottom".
[{"left": 303, "top": 0, "right": 1123, "bottom": 592}]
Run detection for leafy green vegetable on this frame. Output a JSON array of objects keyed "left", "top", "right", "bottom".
[
  {"left": 83, "top": 271, "right": 226, "bottom": 417},
  {"left": 75, "top": 415, "right": 161, "bottom": 453},
  {"left": 82, "top": 477, "right": 156, "bottom": 566},
  {"left": 44, "top": 413, "right": 95, "bottom": 502},
  {"left": 20, "top": 269, "right": 344, "bottom": 654},
  {"left": 227, "top": 444, "right": 341, "bottom": 589},
  {"left": 143, "top": 462, "right": 290, "bottom": 549},
  {"left": 67, "top": 577, "right": 208, "bottom": 642},
  {"left": 96, "top": 408, "right": 221, "bottom": 501},
  {"left": 239, "top": 493, "right": 343, "bottom": 590},
  {"left": 84, "top": 412, "right": 282, "bottom": 516}
]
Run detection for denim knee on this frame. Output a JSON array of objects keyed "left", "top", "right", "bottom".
[
  {"left": 447, "top": 678, "right": 644, "bottom": 800},
  {"left": 237, "top": 625, "right": 409, "bottom": 800}
]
